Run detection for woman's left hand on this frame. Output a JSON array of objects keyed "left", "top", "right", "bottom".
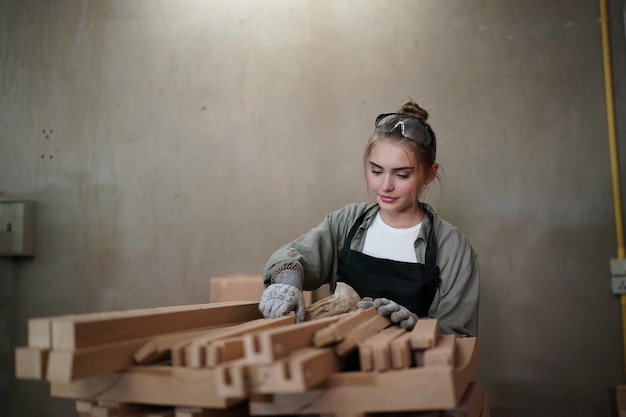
[{"left": 372, "top": 298, "right": 418, "bottom": 330}]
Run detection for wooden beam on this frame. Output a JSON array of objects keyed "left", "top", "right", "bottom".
[
  {"left": 15, "top": 346, "right": 48, "bottom": 379},
  {"left": 51, "top": 366, "right": 243, "bottom": 409},
  {"left": 409, "top": 318, "right": 440, "bottom": 349},
  {"left": 47, "top": 338, "right": 149, "bottom": 382},
  {"left": 51, "top": 301, "right": 261, "bottom": 350}
]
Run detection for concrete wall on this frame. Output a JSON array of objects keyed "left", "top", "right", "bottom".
[{"left": 1, "top": 1, "right": 624, "bottom": 416}]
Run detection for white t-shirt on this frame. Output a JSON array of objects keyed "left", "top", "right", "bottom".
[{"left": 362, "top": 212, "right": 421, "bottom": 263}]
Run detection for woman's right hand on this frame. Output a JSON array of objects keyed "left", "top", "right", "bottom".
[{"left": 259, "top": 270, "right": 305, "bottom": 322}]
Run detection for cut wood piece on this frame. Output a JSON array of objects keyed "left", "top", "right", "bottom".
[
  {"left": 15, "top": 346, "right": 49, "bottom": 379},
  {"left": 335, "top": 314, "right": 392, "bottom": 357},
  {"left": 409, "top": 318, "right": 439, "bottom": 349},
  {"left": 51, "top": 301, "right": 261, "bottom": 350},
  {"left": 134, "top": 326, "right": 233, "bottom": 365},
  {"left": 214, "top": 358, "right": 250, "bottom": 399},
  {"left": 184, "top": 316, "right": 295, "bottom": 368},
  {"left": 358, "top": 327, "right": 406, "bottom": 372},
  {"left": 28, "top": 318, "right": 53, "bottom": 348},
  {"left": 51, "top": 366, "right": 243, "bottom": 409},
  {"left": 442, "top": 382, "right": 484, "bottom": 417},
  {"left": 206, "top": 338, "right": 245, "bottom": 367},
  {"left": 47, "top": 338, "right": 149, "bottom": 382},
  {"left": 389, "top": 331, "right": 414, "bottom": 370},
  {"left": 424, "top": 334, "right": 456, "bottom": 367},
  {"left": 249, "top": 337, "right": 478, "bottom": 416},
  {"left": 244, "top": 316, "right": 340, "bottom": 365},
  {"left": 252, "top": 347, "right": 343, "bottom": 394},
  {"left": 313, "top": 308, "right": 377, "bottom": 347}
]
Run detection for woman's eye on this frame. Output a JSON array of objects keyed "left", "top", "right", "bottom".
[
  {"left": 370, "top": 169, "right": 383, "bottom": 175},
  {"left": 397, "top": 173, "right": 410, "bottom": 179}
]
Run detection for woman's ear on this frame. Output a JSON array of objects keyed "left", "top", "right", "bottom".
[{"left": 426, "top": 163, "right": 439, "bottom": 184}]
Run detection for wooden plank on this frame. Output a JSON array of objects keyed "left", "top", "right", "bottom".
[
  {"left": 249, "top": 337, "right": 478, "bottom": 416},
  {"left": 424, "top": 334, "right": 456, "bottom": 367},
  {"left": 51, "top": 366, "right": 243, "bottom": 409},
  {"left": 251, "top": 347, "right": 342, "bottom": 394},
  {"left": 335, "top": 314, "right": 392, "bottom": 357},
  {"left": 244, "top": 316, "right": 340, "bottom": 365},
  {"left": 47, "top": 338, "right": 149, "bottom": 382},
  {"left": 358, "top": 327, "right": 406, "bottom": 372},
  {"left": 313, "top": 308, "right": 377, "bottom": 347},
  {"left": 51, "top": 301, "right": 261, "bottom": 350},
  {"left": 409, "top": 319, "right": 439, "bottom": 349},
  {"left": 15, "top": 346, "right": 48, "bottom": 379}
]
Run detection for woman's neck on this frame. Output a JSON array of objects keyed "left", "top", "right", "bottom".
[{"left": 378, "top": 205, "right": 423, "bottom": 229}]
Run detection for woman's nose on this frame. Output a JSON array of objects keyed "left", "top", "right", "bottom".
[{"left": 382, "top": 175, "right": 394, "bottom": 191}]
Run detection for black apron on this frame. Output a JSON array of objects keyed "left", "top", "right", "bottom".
[{"left": 337, "top": 207, "right": 440, "bottom": 317}]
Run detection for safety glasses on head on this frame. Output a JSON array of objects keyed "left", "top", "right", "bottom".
[{"left": 373, "top": 113, "right": 436, "bottom": 147}]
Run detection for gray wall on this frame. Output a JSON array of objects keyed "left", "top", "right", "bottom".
[{"left": 1, "top": 1, "right": 624, "bottom": 416}]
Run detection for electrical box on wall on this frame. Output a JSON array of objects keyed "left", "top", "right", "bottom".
[{"left": 0, "top": 199, "right": 35, "bottom": 257}]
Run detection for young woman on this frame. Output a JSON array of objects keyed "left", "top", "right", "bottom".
[{"left": 259, "top": 101, "right": 479, "bottom": 337}]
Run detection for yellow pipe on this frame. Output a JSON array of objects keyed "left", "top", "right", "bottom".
[{"left": 600, "top": 0, "right": 626, "bottom": 380}]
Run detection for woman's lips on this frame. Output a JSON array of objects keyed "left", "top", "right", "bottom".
[{"left": 379, "top": 195, "right": 397, "bottom": 203}]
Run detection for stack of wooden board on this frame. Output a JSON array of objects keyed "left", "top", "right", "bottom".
[{"left": 15, "top": 301, "right": 489, "bottom": 417}]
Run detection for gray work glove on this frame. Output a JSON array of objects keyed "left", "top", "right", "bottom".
[
  {"left": 258, "top": 270, "right": 305, "bottom": 323},
  {"left": 357, "top": 296, "right": 375, "bottom": 310},
  {"left": 372, "top": 298, "right": 418, "bottom": 330}
]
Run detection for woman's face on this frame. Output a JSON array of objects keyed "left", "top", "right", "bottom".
[{"left": 366, "top": 140, "right": 434, "bottom": 224}]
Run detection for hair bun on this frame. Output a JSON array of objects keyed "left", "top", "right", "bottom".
[{"left": 398, "top": 100, "right": 429, "bottom": 122}]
